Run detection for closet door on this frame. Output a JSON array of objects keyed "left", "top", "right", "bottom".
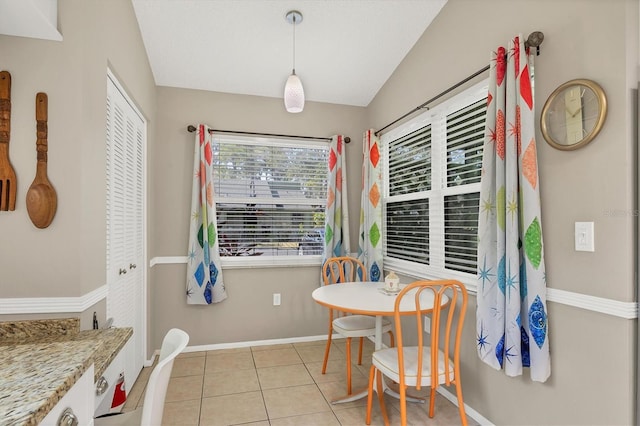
[{"left": 106, "top": 73, "right": 145, "bottom": 392}]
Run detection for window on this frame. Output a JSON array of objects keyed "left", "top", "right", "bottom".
[
  {"left": 382, "top": 81, "right": 487, "bottom": 280},
  {"left": 210, "top": 134, "right": 329, "bottom": 262}
]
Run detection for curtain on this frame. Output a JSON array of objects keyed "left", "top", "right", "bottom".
[
  {"left": 186, "top": 124, "right": 227, "bottom": 305},
  {"left": 476, "top": 35, "right": 550, "bottom": 382},
  {"left": 323, "top": 135, "right": 351, "bottom": 261},
  {"left": 357, "top": 130, "right": 383, "bottom": 282}
]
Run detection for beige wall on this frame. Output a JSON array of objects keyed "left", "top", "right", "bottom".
[
  {"left": 1, "top": 0, "right": 638, "bottom": 424},
  {"left": 0, "top": 0, "right": 156, "bottom": 328},
  {"left": 368, "top": 0, "right": 638, "bottom": 424},
  {"left": 150, "top": 86, "right": 368, "bottom": 348}
]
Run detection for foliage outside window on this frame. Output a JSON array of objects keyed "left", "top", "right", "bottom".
[
  {"left": 210, "top": 135, "right": 328, "bottom": 262},
  {"left": 382, "top": 81, "right": 487, "bottom": 279}
]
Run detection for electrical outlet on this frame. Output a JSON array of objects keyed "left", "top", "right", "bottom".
[
  {"left": 424, "top": 316, "right": 430, "bottom": 332},
  {"left": 273, "top": 293, "right": 281, "bottom": 306}
]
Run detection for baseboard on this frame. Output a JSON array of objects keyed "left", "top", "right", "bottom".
[
  {"left": 181, "top": 334, "right": 331, "bottom": 353},
  {"left": 436, "top": 387, "right": 494, "bottom": 426}
]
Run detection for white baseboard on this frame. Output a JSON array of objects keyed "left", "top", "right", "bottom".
[
  {"left": 436, "top": 386, "right": 494, "bottom": 426},
  {"left": 181, "top": 334, "right": 330, "bottom": 353}
]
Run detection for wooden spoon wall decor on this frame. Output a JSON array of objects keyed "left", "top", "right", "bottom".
[
  {"left": 26, "top": 92, "right": 57, "bottom": 228},
  {"left": 0, "top": 71, "right": 17, "bottom": 211}
]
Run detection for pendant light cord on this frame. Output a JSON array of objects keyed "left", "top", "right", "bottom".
[{"left": 292, "top": 14, "right": 296, "bottom": 74}]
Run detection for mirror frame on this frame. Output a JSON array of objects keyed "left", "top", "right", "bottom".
[{"left": 540, "top": 79, "right": 607, "bottom": 151}]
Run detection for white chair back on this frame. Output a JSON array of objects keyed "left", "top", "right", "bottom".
[{"left": 140, "top": 328, "right": 189, "bottom": 425}]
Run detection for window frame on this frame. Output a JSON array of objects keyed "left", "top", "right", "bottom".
[
  {"left": 210, "top": 133, "right": 330, "bottom": 269},
  {"left": 381, "top": 80, "right": 488, "bottom": 288}
]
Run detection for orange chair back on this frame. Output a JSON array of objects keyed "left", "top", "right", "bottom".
[
  {"left": 393, "top": 280, "right": 467, "bottom": 391},
  {"left": 322, "top": 256, "right": 367, "bottom": 285}
]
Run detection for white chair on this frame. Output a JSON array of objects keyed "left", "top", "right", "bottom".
[
  {"left": 321, "top": 256, "right": 394, "bottom": 395},
  {"left": 365, "top": 280, "right": 468, "bottom": 426},
  {"left": 95, "top": 328, "right": 189, "bottom": 426}
]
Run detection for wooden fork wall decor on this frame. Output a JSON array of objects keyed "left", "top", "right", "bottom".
[{"left": 0, "top": 71, "right": 17, "bottom": 211}]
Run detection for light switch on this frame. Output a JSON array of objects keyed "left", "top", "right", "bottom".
[{"left": 575, "top": 222, "right": 595, "bottom": 252}]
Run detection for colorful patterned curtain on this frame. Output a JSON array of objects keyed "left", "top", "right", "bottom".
[
  {"left": 323, "top": 135, "right": 350, "bottom": 261},
  {"left": 186, "top": 125, "right": 227, "bottom": 305},
  {"left": 357, "top": 130, "right": 383, "bottom": 282},
  {"left": 476, "top": 35, "right": 550, "bottom": 382}
]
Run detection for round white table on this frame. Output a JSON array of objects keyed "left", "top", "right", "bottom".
[{"left": 312, "top": 281, "right": 442, "bottom": 404}]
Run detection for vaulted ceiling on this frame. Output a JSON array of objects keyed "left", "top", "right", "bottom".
[{"left": 131, "top": 0, "right": 447, "bottom": 107}]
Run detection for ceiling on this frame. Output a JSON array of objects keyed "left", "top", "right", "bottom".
[{"left": 131, "top": 0, "right": 448, "bottom": 107}]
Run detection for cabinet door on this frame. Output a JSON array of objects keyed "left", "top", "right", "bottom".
[
  {"left": 41, "top": 365, "right": 95, "bottom": 426},
  {"left": 106, "top": 73, "right": 145, "bottom": 391}
]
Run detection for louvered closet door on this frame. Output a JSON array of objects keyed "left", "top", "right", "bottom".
[{"left": 106, "top": 73, "right": 145, "bottom": 392}]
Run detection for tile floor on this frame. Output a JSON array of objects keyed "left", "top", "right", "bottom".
[{"left": 123, "top": 338, "right": 475, "bottom": 425}]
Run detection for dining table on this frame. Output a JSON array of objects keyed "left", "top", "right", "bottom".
[{"left": 312, "top": 281, "right": 444, "bottom": 404}]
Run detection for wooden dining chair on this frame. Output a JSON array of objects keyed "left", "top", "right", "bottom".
[
  {"left": 321, "top": 256, "right": 394, "bottom": 395},
  {"left": 365, "top": 280, "right": 468, "bottom": 426}
]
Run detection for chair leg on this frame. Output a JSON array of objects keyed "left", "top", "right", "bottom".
[
  {"left": 366, "top": 365, "right": 375, "bottom": 425},
  {"left": 399, "top": 381, "right": 408, "bottom": 426},
  {"left": 321, "top": 319, "right": 333, "bottom": 375},
  {"left": 346, "top": 337, "right": 352, "bottom": 395},
  {"left": 357, "top": 336, "right": 364, "bottom": 365},
  {"left": 429, "top": 385, "right": 436, "bottom": 418},
  {"left": 455, "top": 381, "right": 468, "bottom": 426},
  {"left": 376, "top": 369, "right": 389, "bottom": 426}
]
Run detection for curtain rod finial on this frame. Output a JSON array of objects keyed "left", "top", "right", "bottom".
[
  {"left": 187, "top": 125, "right": 197, "bottom": 133},
  {"left": 525, "top": 31, "right": 544, "bottom": 48}
]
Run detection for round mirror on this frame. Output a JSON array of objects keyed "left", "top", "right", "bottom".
[{"left": 540, "top": 79, "right": 607, "bottom": 150}]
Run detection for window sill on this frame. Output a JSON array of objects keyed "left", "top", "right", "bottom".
[{"left": 383, "top": 257, "right": 478, "bottom": 295}]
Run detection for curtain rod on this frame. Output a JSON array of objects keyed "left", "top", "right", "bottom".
[
  {"left": 375, "top": 31, "right": 544, "bottom": 137},
  {"left": 186, "top": 125, "right": 350, "bottom": 144}
]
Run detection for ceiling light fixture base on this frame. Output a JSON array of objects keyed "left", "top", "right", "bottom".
[{"left": 285, "top": 10, "right": 303, "bottom": 25}]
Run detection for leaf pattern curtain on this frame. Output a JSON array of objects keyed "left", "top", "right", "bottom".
[
  {"left": 357, "top": 129, "right": 383, "bottom": 282},
  {"left": 186, "top": 124, "right": 227, "bottom": 305},
  {"left": 323, "top": 135, "right": 351, "bottom": 261},
  {"left": 476, "top": 36, "right": 550, "bottom": 382}
]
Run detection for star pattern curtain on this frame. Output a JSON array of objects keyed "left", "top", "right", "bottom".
[
  {"left": 476, "top": 35, "right": 550, "bottom": 382},
  {"left": 357, "top": 130, "right": 383, "bottom": 282},
  {"left": 186, "top": 125, "right": 227, "bottom": 305},
  {"left": 323, "top": 135, "right": 351, "bottom": 261}
]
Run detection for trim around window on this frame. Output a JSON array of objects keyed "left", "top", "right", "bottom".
[{"left": 381, "top": 79, "right": 489, "bottom": 283}]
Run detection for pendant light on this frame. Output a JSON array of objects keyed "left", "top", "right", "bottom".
[{"left": 284, "top": 10, "right": 304, "bottom": 113}]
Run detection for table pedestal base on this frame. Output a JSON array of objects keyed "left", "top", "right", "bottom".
[{"left": 331, "top": 378, "right": 425, "bottom": 405}]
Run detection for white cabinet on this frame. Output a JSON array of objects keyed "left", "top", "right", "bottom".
[
  {"left": 40, "top": 365, "right": 95, "bottom": 426},
  {"left": 106, "top": 71, "right": 146, "bottom": 391},
  {"left": 94, "top": 338, "right": 132, "bottom": 417}
]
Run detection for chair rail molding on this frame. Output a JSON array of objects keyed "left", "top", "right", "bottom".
[
  {"left": 0, "top": 285, "right": 107, "bottom": 314},
  {"left": 148, "top": 256, "right": 638, "bottom": 320}
]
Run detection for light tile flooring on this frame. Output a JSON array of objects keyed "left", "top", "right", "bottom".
[{"left": 123, "top": 338, "right": 475, "bottom": 425}]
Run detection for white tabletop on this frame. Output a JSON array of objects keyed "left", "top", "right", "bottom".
[{"left": 312, "top": 281, "right": 442, "bottom": 316}]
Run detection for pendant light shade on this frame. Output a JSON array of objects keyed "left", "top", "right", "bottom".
[
  {"left": 284, "top": 10, "right": 304, "bottom": 113},
  {"left": 284, "top": 71, "right": 304, "bottom": 113}
]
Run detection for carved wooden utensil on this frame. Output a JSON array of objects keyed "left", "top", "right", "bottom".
[
  {"left": 0, "top": 71, "right": 17, "bottom": 211},
  {"left": 26, "top": 93, "right": 57, "bottom": 228}
]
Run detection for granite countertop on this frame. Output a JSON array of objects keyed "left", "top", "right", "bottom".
[{"left": 0, "top": 319, "right": 133, "bottom": 426}]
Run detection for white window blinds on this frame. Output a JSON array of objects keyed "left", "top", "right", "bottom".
[
  {"left": 211, "top": 135, "right": 329, "bottom": 257},
  {"left": 383, "top": 80, "right": 487, "bottom": 278}
]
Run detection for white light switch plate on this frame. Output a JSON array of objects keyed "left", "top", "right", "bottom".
[{"left": 575, "top": 222, "right": 595, "bottom": 252}]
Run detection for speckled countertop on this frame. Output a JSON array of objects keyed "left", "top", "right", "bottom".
[{"left": 0, "top": 319, "right": 133, "bottom": 426}]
